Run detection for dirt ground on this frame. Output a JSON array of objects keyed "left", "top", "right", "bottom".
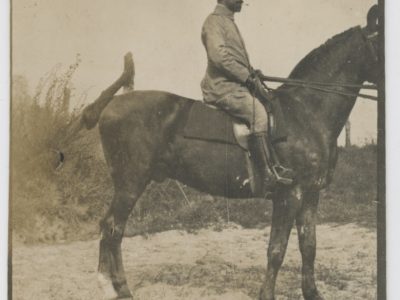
[{"left": 12, "top": 223, "right": 376, "bottom": 300}]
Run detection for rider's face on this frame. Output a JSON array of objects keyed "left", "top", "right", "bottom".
[{"left": 223, "top": 0, "right": 244, "bottom": 13}]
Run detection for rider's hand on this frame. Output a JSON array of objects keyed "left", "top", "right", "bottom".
[
  {"left": 254, "top": 78, "right": 269, "bottom": 99},
  {"left": 253, "top": 69, "right": 265, "bottom": 79},
  {"left": 245, "top": 75, "right": 257, "bottom": 93}
]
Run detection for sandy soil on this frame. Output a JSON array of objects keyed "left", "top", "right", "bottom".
[{"left": 12, "top": 223, "right": 376, "bottom": 300}]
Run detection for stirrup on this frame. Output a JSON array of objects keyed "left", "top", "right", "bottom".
[{"left": 272, "top": 165, "right": 293, "bottom": 185}]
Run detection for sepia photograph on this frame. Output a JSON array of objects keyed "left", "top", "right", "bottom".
[{"left": 8, "top": 0, "right": 389, "bottom": 299}]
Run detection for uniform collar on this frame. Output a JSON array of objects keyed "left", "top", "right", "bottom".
[{"left": 213, "top": 4, "right": 235, "bottom": 20}]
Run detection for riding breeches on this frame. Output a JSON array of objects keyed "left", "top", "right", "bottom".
[{"left": 213, "top": 90, "right": 268, "bottom": 133}]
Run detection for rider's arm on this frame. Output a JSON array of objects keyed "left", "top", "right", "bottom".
[{"left": 202, "top": 16, "right": 251, "bottom": 84}]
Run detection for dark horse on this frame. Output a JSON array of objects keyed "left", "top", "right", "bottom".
[{"left": 82, "top": 6, "right": 379, "bottom": 300}]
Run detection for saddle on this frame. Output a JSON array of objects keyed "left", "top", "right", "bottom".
[
  {"left": 181, "top": 101, "right": 249, "bottom": 149},
  {"left": 182, "top": 100, "right": 286, "bottom": 149},
  {"left": 181, "top": 100, "right": 290, "bottom": 196}
]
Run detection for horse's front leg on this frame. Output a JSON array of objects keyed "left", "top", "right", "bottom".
[
  {"left": 296, "top": 190, "right": 323, "bottom": 300},
  {"left": 259, "top": 185, "right": 303, "bottom": 300}
]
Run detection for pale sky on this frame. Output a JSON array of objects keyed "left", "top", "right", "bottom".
[{"left": 12, "top": 0, "right": 377, "bottom": 145}]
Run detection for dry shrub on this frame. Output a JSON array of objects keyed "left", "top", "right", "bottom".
[{"left": 11, "top": 57, "right": 112, "bottom": 243}]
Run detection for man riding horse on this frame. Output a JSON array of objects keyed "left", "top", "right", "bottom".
[
  {"left": 201, "top": 0, "right": 293, "bottom": 189},
  {"left": 78, "top": 3, "right": 379, "bottom": 299}
]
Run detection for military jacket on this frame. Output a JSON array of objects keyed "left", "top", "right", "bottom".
[{"left": 201, "top": 4, "right": 253, "bottom": 104}]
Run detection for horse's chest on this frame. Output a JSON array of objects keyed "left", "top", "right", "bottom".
[{"left": 289, "top": 141, "right": 331, "bottom": 188}]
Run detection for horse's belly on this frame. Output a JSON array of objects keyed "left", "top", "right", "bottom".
[{"left": 169, "top": 138, "right": 253, "bottom": 198}]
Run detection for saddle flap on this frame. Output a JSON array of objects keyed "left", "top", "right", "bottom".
[{"left": 182, "top": 101, "right": 248, "bottom": 148}]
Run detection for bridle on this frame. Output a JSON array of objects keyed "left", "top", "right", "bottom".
[{"left": 361, "top": 26, "right": 379, "bottom": 63}]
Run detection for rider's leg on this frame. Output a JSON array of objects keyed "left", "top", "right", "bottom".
[
  {"left": 215, "top": 92, "right": 293, "bottom": 186},
  {"left": 250, "top": 98, "right": 293, "bottom": 185},
  {"left": 248, "top": 133, "right": 293, "bottom": 186}
]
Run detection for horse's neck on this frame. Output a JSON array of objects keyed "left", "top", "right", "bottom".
[
  {"left": 304, "top": 70, "right": 363, "bottom": 139},
  {"left": 285, "top": 28, "right": 368, "bottom": 139}
]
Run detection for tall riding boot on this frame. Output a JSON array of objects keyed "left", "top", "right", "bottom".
[
  {"left": 248, "top": 132, "right": 293, "bottom": 188},
  {"left": 248, "top": 133, "right": 277, "bottom": 190}
]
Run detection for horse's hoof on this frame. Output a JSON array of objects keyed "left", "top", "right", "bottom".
[
  {"left": 116, "top": 283, "right": 133, "bottom": 300},
  {"left": 259, "top": 296, "right": 274, "bottom": 300},
  {"left": 304, "top": 292, "right": 324, "bottom": 300},
  {"left": 259, "top": 289, "right": 274, "bottom": 300},
  {"left": 98, "top": 273, "right": 118, "bottom": 300}
]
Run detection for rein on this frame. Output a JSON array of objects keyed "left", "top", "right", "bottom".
[
  {"left": 259, "top": 26, "right": 379, "bottom": 102},
  {"left": 259, "top": 75, "right": 378, "bottom": 101}
]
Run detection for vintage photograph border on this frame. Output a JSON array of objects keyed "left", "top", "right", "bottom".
[{"left": 2, "top": 0, "right": 400, "bottom": 299}]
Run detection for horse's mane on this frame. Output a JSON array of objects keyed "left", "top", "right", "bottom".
[
  {"left": 287, "top": 27, "right": 360, "bottom": 80},
  {"left": 275, "top": 27, "right": 362, "bottom": 113}
]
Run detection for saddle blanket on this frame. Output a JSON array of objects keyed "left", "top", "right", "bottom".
[
  {"left": 182, "top": 101, "right": 240, "bottom": 146},
  {"left": 181, "top": 98, "right": 287, "bottom": 147}
]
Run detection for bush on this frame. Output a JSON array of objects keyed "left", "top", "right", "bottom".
[
  {"left": 319, "top": 144, "right": 377, "bottom": 227},
  {"left": 11, "top": 58, "right": 112, "bottom": 243}
]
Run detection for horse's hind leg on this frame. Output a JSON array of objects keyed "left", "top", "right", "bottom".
[
  {"left": 296, "top": 190, "right": 323, "bottom": 300},
  {"left": 97, "top": 120, "right": 153, "bottom": 299},
  {"left": 259, "top": 186, "right": 302, "bottom": 300},
  {"left": 98, "top": 182, "right": 147, "bottom": 299}
]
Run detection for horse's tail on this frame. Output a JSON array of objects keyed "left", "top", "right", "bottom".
[{"left": 81, "top": 52, "right": 135, "bottom": 130}]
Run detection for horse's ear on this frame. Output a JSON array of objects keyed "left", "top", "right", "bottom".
[{"left": 367, "top": 4, "right": 379, "bottom": 32}]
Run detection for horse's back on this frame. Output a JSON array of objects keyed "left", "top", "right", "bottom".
[{"left": 99, "top": 90, "right": 192, "bottom": 127}]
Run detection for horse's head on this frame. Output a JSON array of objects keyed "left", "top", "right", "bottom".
[{"left": 359, "top": 4, "right": 380, "bottom": 84}]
